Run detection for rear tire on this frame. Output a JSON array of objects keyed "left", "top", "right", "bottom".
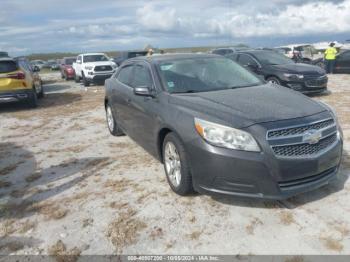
[
  {"left": 106, "top": 104, "right": 124, "bottom": 136},
  {"left": 75, "top": 74, "right": 80, "bottom": 83},
  {"left": 82, "top": 73, "right": 90, "bottom": 87},
  {"left": 266, "top": 76, "right": 281, "bottom": 85},
  {"left": 37, "top": 81, "right": 44, "bottom": 99},
  {"left": 162, "top": 132, "right": 194, "bottom": 196},
  {"left": 27, "top": 89, "right": 38, "bottom": 108}
]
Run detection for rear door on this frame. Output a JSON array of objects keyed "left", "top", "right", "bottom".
[
  {"left": 237, "top": 54, "right": 261, "bottom": 74},
  {"left": 110, "top": 63, "right": 134, "bottom": 131},
  {"left": 335, "top": 51, "right": 350, "bottom": 73}
]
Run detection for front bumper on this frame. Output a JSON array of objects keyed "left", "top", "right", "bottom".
[
  {"left": 281, "top": 75, "right": 328, "bottom": 94},
  {"left": 187, "top": 113, "right": 343, "bottom": 200},
  {"left": 86, "top": 71, "right": 114, "bottom": 83},
  {"left": 0, "top": 89, "right": 34, "bottom": 103}
]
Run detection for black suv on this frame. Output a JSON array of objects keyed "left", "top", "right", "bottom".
[
  {"left": 113, "top": 51, "right": 148, "bottom": 66},
  {"left": 227, "top": 50, "right": 328, "bottom": 94},
  {"left": 104, "top": 54, "right": 342, "bottom": 200}
]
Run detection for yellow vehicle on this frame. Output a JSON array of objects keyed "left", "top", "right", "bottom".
[{"left": 0, "top": 57, "right": 43, "bottom": 107}]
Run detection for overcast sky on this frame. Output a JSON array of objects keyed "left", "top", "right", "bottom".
[{"left": 1, "top": 0, "right": 350, "bottom": 55}]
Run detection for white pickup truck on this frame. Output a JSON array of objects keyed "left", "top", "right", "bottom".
[{"left": 73, "top": 53, "right": 117, "bottom": 86}]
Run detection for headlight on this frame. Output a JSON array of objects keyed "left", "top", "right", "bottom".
[
  {"left": 194, "top": 118, "right": 260, "bottom": 152},
  {"left": 85, "top": 66, "right": 93, "bottom": 70},
  {"left": 283, "top": 73, "right": 304, "bottom": 79}
]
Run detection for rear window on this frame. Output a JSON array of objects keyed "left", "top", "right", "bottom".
[{"left": 0, "top": 61, "right": 18, "bottom": 73}]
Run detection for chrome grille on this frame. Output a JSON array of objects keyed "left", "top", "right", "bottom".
[
  {"left": 272, "top": 133, "right": 337, "bottom": 157},
  {"left": 94, "top": 65, "right": 113, "bottom": 72},
  {"left": 268, "top": 119, "right": 334, "bottom": 138}
]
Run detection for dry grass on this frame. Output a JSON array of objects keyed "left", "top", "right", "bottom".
[
  {"left": 187, "top": 230, "right": 202, "bottom": 240},
  {"left": 104, "top": 178, "right": 136, "bottom": 193},
  {"left": 107, "top": 208, "right": 147, "bottom": 252},
  {"left": 18, "top": 220, "right": 37, "bottom": 234},
  {"left": 0, "top": 241, "right": 24, "bottom": 252},
  {"left": 48, "top": 240, "right": 81, "bottom": 262},
  {"left": 0, "top": 163, "right": 22, "bottom": 176},
  {"left": 0, "top": 180, "right": 12, "bottom": 188},
  {"left": 320, "top": 236, "right": 344, "bottom": 252},
  {"left": 0, "top": 220, "right": 16, "bottom": 237},
  {"left": 246, "top": 217, "right": 263, "bottom": 235},
  {"left": 149, "top": 226, "right": 164, "bottom": 240},
  {"left": 279, "top": 211, "right": 296, "bottom": 226},
  {"left": 25, "top": 172, "right": 42, "bottom": 183},
  {"left": 285, "top": 256, "right": 304, "bottom": 262},
  {"left": 82, "top": 218, "right": 93, "bottom": 228},
  {"left": 28, "top": 201, "right": 68, "bottom": 220}
]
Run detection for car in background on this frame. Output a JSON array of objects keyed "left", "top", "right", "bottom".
[
  {"left": 312, "top": 50, "right": 350, "bottom": 73},
  {"left": 0, "top": 57, "right": 43, "bottom": 107},
  {"left": 113, "top": 51, "right": 148, "bottom": 66},
  {"left": 60, "top": 57, "right": 76, "bottom": 80},
  {"left": 226, "top": 50, "right": 328, "bottom": 94},
  {"left": 210, "top": 46, "right": 250, "bottom": 56},
  {"left": 0, "top": 52, "right": 9, "bottom": 58},
  {"left": 104, "top": 54, "right": 342, "bottom": 199},
  {"left": 73, "top": 53, "right": 117, "bottom": 86},
  {"left": 44, "top": 60, "right": 60, "bottom": 70}
]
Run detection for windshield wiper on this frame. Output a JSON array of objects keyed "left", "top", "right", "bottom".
[
  {"left": 171, "top": 90, "right": 197, "bottom": 94},
  {"left": 230, "top": 84, "right": 258, "bottom": 89}
]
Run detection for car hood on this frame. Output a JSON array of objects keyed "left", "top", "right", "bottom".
[
  {"left": 169, "top": 84, "right": 326, "bottom": 128},
  {"left": 84, "top": 61, "right": 115, "bottom": 67},
  {"left": 271, "top": 63, "right": 325, "bottom": 75}
]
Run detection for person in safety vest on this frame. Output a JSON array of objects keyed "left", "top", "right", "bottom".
[{"left": 324, "top": 43, "right": 337, "bottom": 74}]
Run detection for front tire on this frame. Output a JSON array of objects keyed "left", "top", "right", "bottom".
[
  {"left": 266, "top": 76, "right": 281, "bottom": 85},
  {"left": 75, "top": 74, "right": 80, "bottom": 83},
  {"left": 163, "top": 133, "right": 194, "bottom": 195},
  {"left": 106, "top": 104, "right": 124, "bottom": 136},
  {"left": 37, "top": 81, "right": 44, "bottom": 98},
  {"left": 82, "top": 73, "right": 90, "bottom": 87}
]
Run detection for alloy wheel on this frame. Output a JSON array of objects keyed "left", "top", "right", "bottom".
[
  {"left": 106, "top": 106, "right": 114, "bottom": 132},
  {"left": 164, "top": 141, "right": 182, "bottom": 187}
]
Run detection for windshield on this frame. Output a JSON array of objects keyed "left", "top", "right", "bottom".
[
  {"left": 254, "top": 51, "right": 294, "bottom": 65},
  {"left": 83, "top": 55, "right": 109, "bottom": 63},
  {"left": 157, "top": 57, "right": 262, "bottom": 93},
  {"left": 65, "top": 58, "right": 76, "bottom": 65}
]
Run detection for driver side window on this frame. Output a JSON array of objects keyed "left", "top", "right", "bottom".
[
  {"left": 238, "top": 54, "right": 257, "bottom": 67},
  {"left": 131, "top": 64, "right": 153, "bottom": 88}
]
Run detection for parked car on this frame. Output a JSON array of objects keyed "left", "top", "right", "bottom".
[
  {"left": 210, "top": 46, "right": 249, "bottom": 56},
  {"left": 113, "top": 51, "right": 148, "bottom": 66},
  {"left": 0, "top": 51, "right": 9, "bottom": 58},
  {"left": 104, "top": 54, "right": 342, "bottom": 199},
  {"left": 60, "top": 57, "right": 76, "bottom": 80},
  {"left": 312, "top": 50, "right": 350, "bottom": 73},
  {"left": 0, "top": 57, "right": 43, "bottom": 107},
  {"left": 226, "top": 50, "right": 328, "bottom": 94},
  {"left": 43, "top": 60, "right": 60, "bottom": 70},
  {"left": 73, "top": 53, "right": 116, "bottom": 86},
  {"left": 30, "top": 60, "right": 45, "bottom": 70}
]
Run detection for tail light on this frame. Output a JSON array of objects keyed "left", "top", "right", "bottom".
[{"left": 7, "top": 71, "right": 25, "bottom": 80}]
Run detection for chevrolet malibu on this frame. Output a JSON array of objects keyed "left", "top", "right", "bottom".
[{"left": 104, "top": 54, "right": 343, "bottom": 199}]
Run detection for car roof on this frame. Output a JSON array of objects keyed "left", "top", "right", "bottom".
[
  {"left": 79, "top": 53, "right": 106, "bottom": 56},
  {"left": 0, "top": 57, "right": 15, "bottom": 62},
  {"left": 126, "top": 53, "right": 222, "bottom": 64},
  {"left": 235, "top": 49, "right": 275, "bottom": 56}
]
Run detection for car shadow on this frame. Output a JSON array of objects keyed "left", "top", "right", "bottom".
[
  {"left": 43, "top": 83, "right": 75, "bottom": 93},
  {"left": 210, "top": 151, "right": 349, "bottom": 209},
  {"left": 0, "top": 92, "right": 82, "bottom": 113},
  {"left": 0, "top": 142, "right": 112, "bottom": 219}
]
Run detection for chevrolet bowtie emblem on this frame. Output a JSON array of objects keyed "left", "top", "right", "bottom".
[{"left": 303, "top": 129, "right": 322, "bottom": 144}]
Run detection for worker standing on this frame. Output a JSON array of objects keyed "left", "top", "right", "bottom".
[{"left": 324, "top": 43, "right": 337, "bottom": 74}]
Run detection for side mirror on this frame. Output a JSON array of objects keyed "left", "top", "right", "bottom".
[
  {"left": 134, "top": 86, "right": 154, "bottom": 97},
  {"left": 246, "top": 63, "right": 259, "bottom": 71}
]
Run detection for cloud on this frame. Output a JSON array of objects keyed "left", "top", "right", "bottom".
[{"left": 1, "top": 0, "right": 350, "bottom": 55}]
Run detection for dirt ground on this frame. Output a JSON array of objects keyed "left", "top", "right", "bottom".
[{"left": 0, "top": 72, "right": 350, "bottom": 256}]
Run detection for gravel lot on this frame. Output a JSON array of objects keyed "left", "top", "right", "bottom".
[{"left": 0, "top": 72, "right": 349, "bottom": 256}]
